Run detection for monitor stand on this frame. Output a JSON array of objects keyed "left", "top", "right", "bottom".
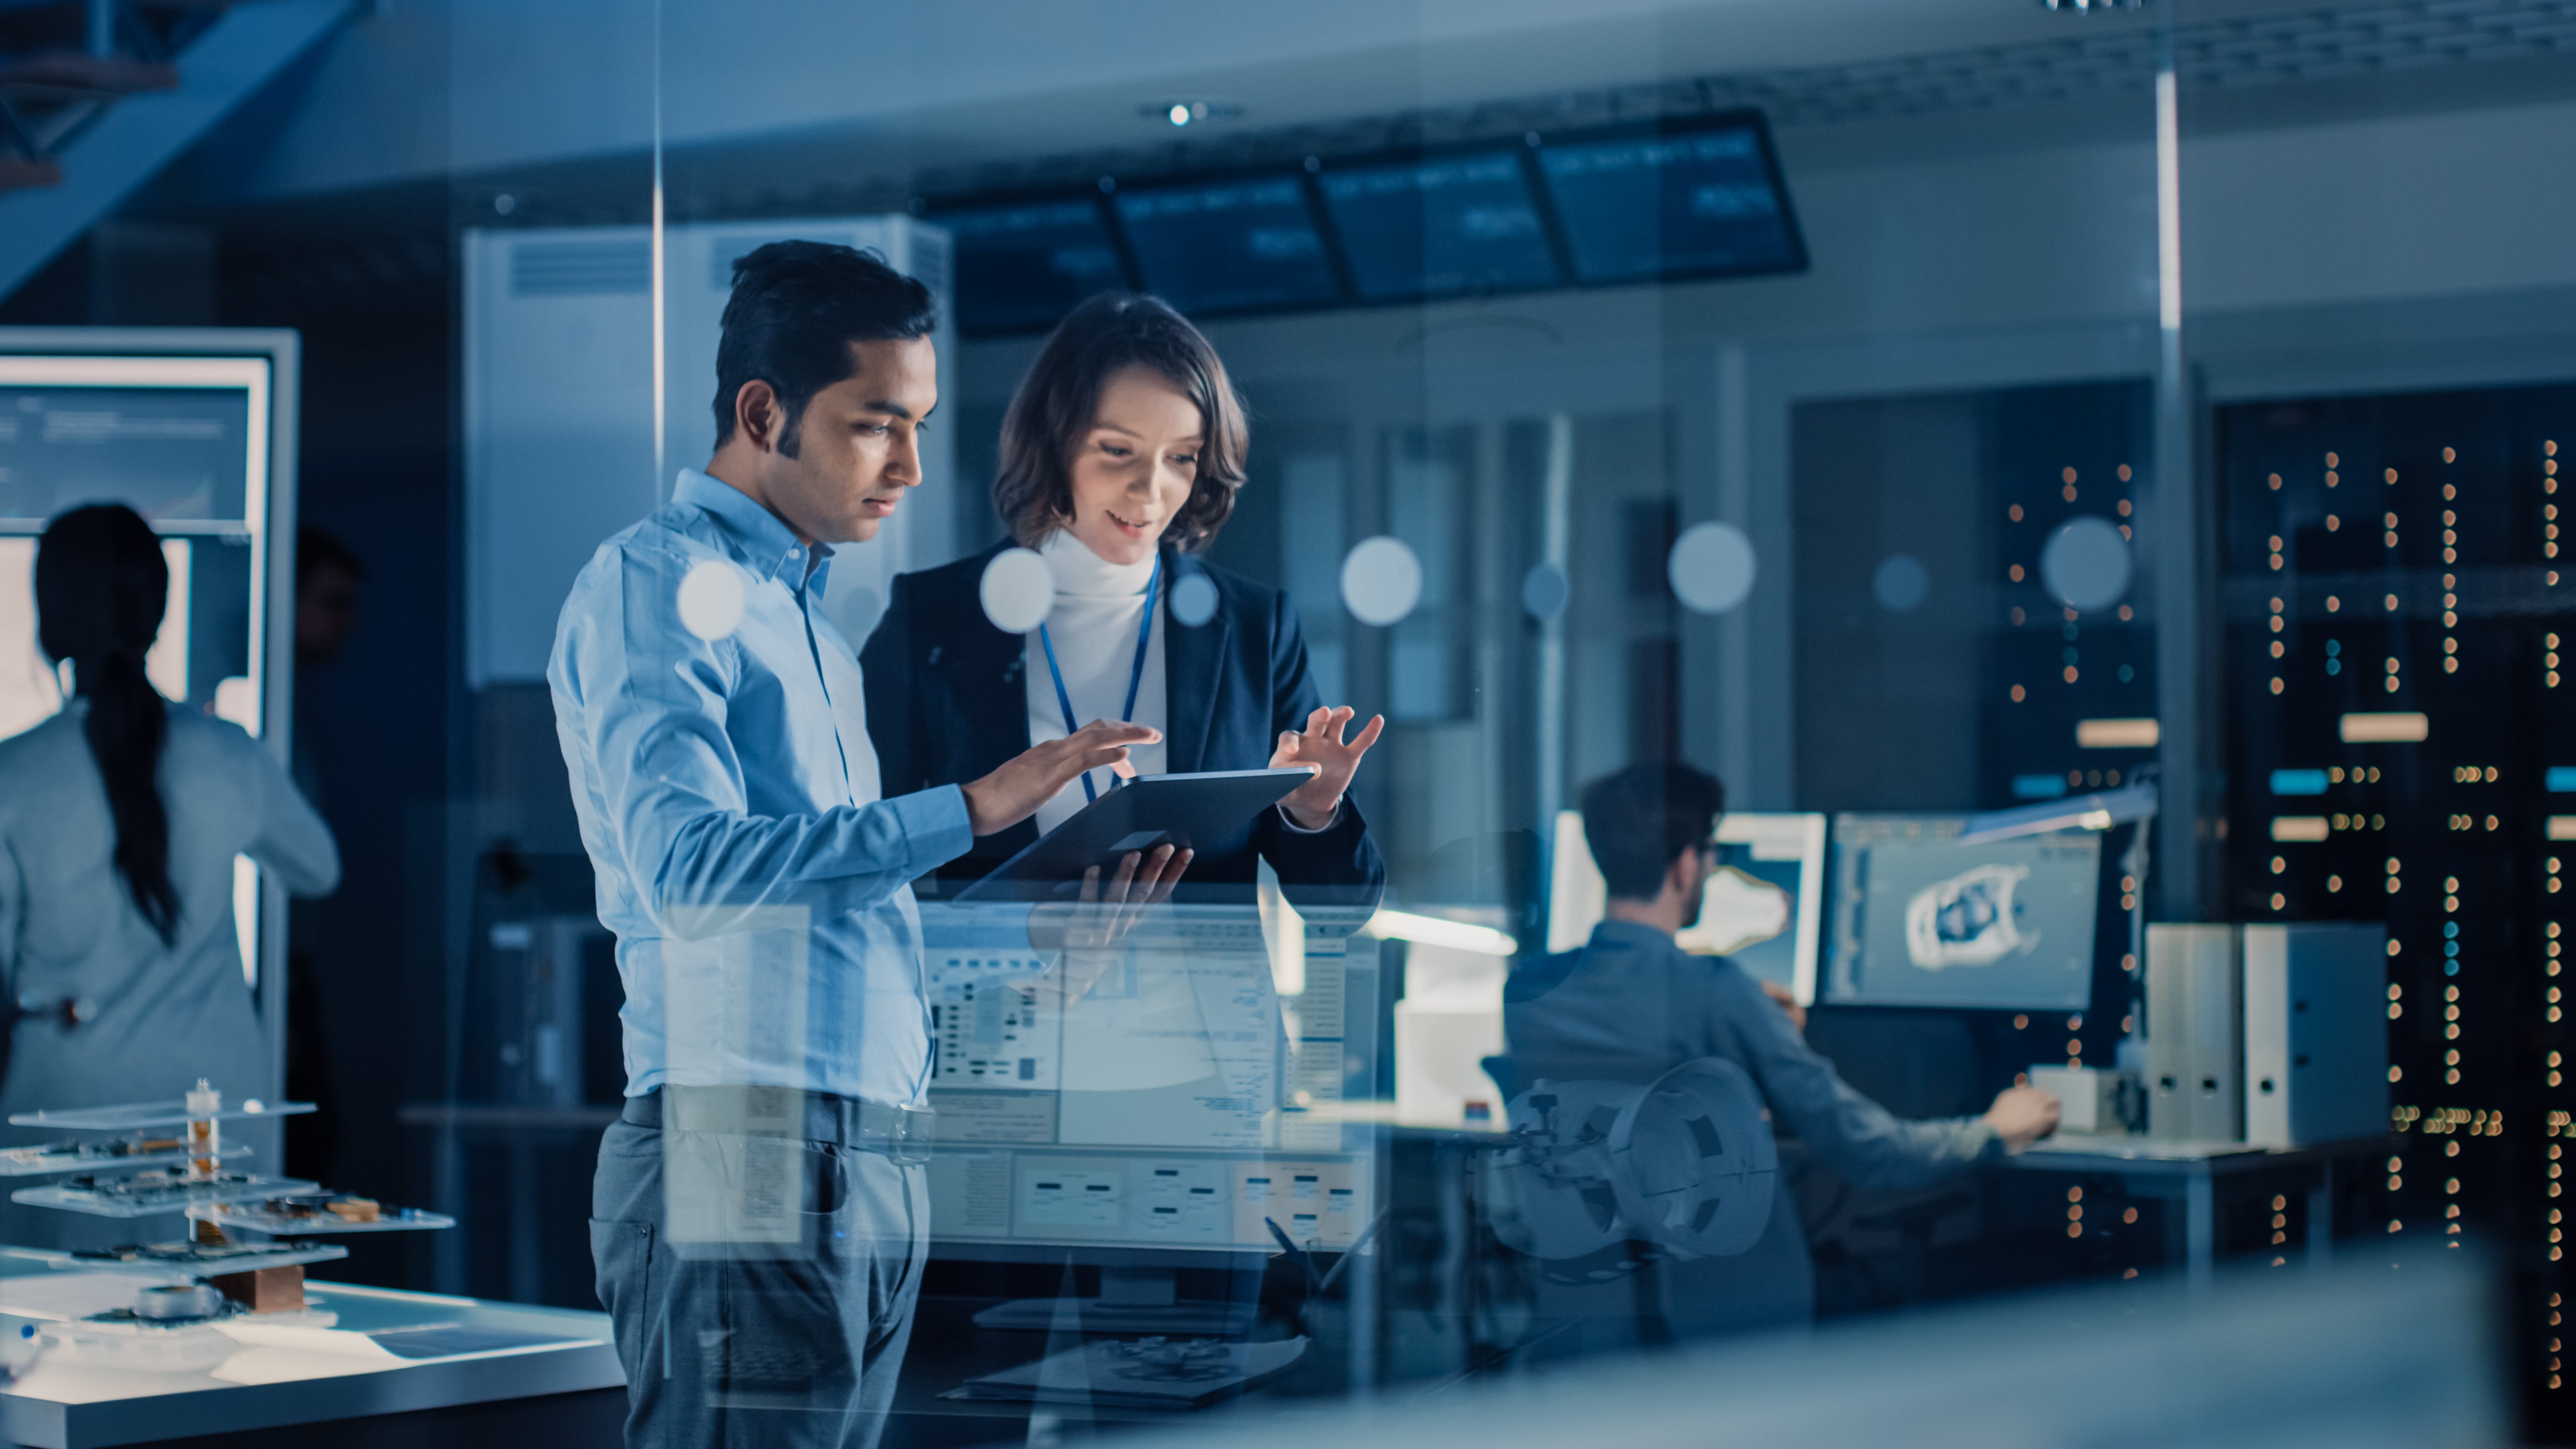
[{"left": 973, "top": 1265, "right": 1255, "bottom": 1336}]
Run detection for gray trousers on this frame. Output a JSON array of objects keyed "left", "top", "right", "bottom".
[{"left": 591, "top": 1115, "right": 928, "bottom": 1449}]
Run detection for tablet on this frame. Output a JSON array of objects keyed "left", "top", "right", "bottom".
[{"left": 953, "top": 768, "right": 1314, "bottom": 902}]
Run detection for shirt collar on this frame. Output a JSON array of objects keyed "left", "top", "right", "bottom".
[
  {"left": 1589, "top": 918, "right": 1675, "bottom": 953},
  {"left": 673, "top": 468, "right": 831, "bottom": 587}
]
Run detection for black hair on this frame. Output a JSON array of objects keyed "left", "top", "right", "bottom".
[
  {"left": 296, "top": 527, "right": 364, "bottom": 592},
  {"left": 1579, "top": 762, "right": 1727, "bottom": 902},
  {"left": 36, "top": 504, "right": 179, "bottom": 944},
  {"left": 992, "top": 292, "right": 1248, "bottom": 553},
  {"left": 711, "top": 240, "right": 938, "bottom": 455}
]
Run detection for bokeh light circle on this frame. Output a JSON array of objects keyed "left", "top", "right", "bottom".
[
  {"left": 1340, "top": 536, "right": 1424, "bottom": 626},
  {"left": 1170, "top": 572, "right": 1220, "bottom": 627},
  {"left": 1667, "top": 521, "right": 1756, "bottom": 615},
  {"left": 1873, "top": 553, "right": 1929, "bottom": 614},
  {"left": 677, "top": 559, "right": 747, "bottom": 641},
  {"left": 2040, "top": 516, "right": 2133, "bottom": 613},
  {"left": 979, "top": 547, "right": 1055, "bottom": 633},
  {"left": 1521, "top": 561, "right": 1570, "bottom": 621}
]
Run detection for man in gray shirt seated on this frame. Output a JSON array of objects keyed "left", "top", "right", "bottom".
[{"left": 1501, "top": 762, "right": 2060, "bottom": 1346}]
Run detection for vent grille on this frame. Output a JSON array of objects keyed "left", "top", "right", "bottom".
[{"left": 510, "top": 238, "right": 650, "bottom": 297}]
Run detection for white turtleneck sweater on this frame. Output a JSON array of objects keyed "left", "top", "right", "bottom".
[{"left": 1025, "top": 529, "right": 1169, "bottom": 834}]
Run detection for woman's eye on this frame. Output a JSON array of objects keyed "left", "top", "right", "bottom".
[
  {"left": 1099, "top": 443, "right": 1131, "bottom": 458},
  {"left": 1171, "top": 453, "right": 1199, "bottom": 469}
]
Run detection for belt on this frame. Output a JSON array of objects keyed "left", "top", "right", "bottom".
[{"left": 623, "top": 1086, "right": 934, "bottom": 1165}]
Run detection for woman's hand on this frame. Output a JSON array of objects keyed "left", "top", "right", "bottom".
[
  {"left": 1269, "top": 705, "right": 1386, "bottom": 831},
  {"left": 1026, "top": 844, "right": 1192, "bottom": 1004}
]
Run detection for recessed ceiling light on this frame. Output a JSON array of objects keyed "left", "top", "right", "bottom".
[
  {"left": 1139, "top": 99, "right": 1243, "bottom": 127},
  {"left": 2042, "top": 0, "right": 2146, "bottom": 9}
]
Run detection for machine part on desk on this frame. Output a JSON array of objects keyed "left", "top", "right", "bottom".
[
  {"left": 945, "top": 1336, "right": 1308, "bottom": 1409},
  {"left": 38, "top": 1317, "right": 238, "bottom": 1374},
  {"left": 1490, "top": 1058, "right": 1778, "bottom": 1261},
  {"left": 0, "top": 1136, "right": 249, "bottom": 1176},
  {"left": 209, "top": 1263, "right": 308, "bottom": 1314},
  {"left": 2025, "top": 1066, "right": 2144, "bottom": 1136},
  {"left": 12, "top": 1171, "right": 319, "bottom": 1217},
  {"left": 7, "top": 1093, "right": 317, "bottom": 1132},
  {"left": 192, "top": 1196, "right": 456, "bottom": 1235},
  {"left": 130, "top": 1282, "right": 224, "bottom": 1321},
  {"left": 0, "top": 1321, "right": 41, "bottom": 1383},
  {"left": 56, "top": 1238, "right": 349, "bottom": 1276}
]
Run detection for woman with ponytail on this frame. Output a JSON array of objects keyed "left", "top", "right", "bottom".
[{"left": 0, "top": 504, "right": 339, "bottom": 1247}]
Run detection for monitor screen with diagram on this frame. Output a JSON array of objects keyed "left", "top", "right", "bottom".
[
  {"left": 919, "top": 904, "right": 1378, "bottom": 1257},
  {"left": 1545, "top": 810, "right": 1827, "bottom": 1006},
  {"left": 1825, "top": 814, "right": 2101, "bottom": 1011}
]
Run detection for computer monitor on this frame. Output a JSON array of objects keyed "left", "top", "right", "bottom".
[
  {"left": 934, "top": 195, "right": 1132, "bottom": 337},
  {"left": 1544, "top": 810, "right": 1828, "bottom": 1007},
  {"left": 0, "top": 337, "right": 297, "bottom": 1049},
  {"left": 1532, "top": 111, "right": 1804, "bottom": 286},
  {"left": 1313, "top": 147, "right": 1560, "bottom": 303},
  {"left": 1825, "top": 814, "right": 2102, "bottom": 1011},
  {"left": 918, "top": 902, "right": 1379, "bottom": 1330},
  {"left": 1109, "top": 174, "right": 1341, "bottom": 317}
]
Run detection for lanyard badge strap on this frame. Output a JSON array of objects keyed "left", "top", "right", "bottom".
[{"left": 1037, "top": 553, "right": 1162, "bottom": 805}]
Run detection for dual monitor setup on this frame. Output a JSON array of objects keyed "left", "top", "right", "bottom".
[{"left": 1546, "top": 807, "right": 2115, "bottom": 1014}]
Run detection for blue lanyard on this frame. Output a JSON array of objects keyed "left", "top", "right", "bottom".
[{"left": 1037, "top": 553, "right": 1161, "bottom": 804}]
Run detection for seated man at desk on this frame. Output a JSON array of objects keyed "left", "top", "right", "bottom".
[{"left": 1501, "top": 762, "right": 2060, "bottom": 1342}]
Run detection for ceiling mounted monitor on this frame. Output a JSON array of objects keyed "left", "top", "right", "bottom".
[
  {"left": 935, "top": 196, "right": 1133, "bottom": 337},
  {"left": 1110, "top": 174, "right": 1340, "bottom": 318},
  {"left": 1314, "top": 147, "right": 1561, "bottom": 303},
  {"left": 1534, "top": 112, "right": 1805, "bottom": 286}
]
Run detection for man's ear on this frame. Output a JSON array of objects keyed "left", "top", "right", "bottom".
[
  {"left": 734, "top": 379, "right": 782, "bottom": 454},
  {"left": 1664, "top": 848, "right": 1698, "bottom": 902}
]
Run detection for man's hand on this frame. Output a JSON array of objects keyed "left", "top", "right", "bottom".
[
  {"left": 1984, "top": 1085, "right": 2062, "bottom": 1152},
  {"left": 1269, "top": 706, "right": 1386, "bottom": 830},
  {"left": 1027, "top": 844, "right": 1193, "bottom": 1003},
  {"left": 1758, "top": 980, "right": 1807, "bottom": 1034},
  {"left": 962, "top": 719, "right": 1160, "bottom": 837}
]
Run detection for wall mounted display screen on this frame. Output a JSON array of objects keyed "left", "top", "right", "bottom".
[
  {"left": 1825, "top": 814, "right": 2099, "bottom": 1011},
  {"left": 1535, "top": 117, "right": 1803, "bottom": 285},
  {"left": 937, "top": 197, "right": 1131, "bottom": 337},
  {"left": 1316, "top": 149, "right": 1560, "bottom": 302},
  {"left": 1111, "top": 176, "right": 1339, "bottom": 317}
]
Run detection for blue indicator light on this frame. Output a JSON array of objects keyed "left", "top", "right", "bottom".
[
  {"left": 2012, "top": 774, "right": 2069, "bottom": 800},
  {"left": 2548, "top": 766, "right": 2576, "bottom": 792},
  {"left": 2271, "top": 769, "right": 2330, "bottom": 796},
  {"left": 2445, "top": 922, "right": 2460, "bottom": 939},
  {"left": 2446, "top": 962, "right": 2459, "bottom": 976}
]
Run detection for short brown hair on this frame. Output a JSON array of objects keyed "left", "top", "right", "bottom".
[{"left": 992, "top": 293, "right": 1247, "bottom": 552}]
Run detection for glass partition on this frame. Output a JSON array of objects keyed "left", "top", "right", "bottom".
[{"left": 113, "top": 0, "right": 2563, "bottom": 1441}]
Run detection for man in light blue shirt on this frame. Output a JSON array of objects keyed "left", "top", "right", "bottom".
[{"left": 554, "top": 242, "right": 1178, "bottom": 1449}]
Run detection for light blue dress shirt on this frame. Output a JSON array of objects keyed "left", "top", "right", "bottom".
[{"left": 550, "top": 468, "right": 973, "bottom": 1105}]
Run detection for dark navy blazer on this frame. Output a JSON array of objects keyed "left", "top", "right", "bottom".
[{"left": 859, "top": 542, "right": 1385, "bottom": 907}]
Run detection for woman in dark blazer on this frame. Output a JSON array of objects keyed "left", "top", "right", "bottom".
[{"left": 861, "top": 294, "right": 1383, "bottom": 907}]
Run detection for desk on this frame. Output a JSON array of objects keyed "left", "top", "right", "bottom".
[
  {"left": 1999, "top": 1133, "right": 2393, "bottom": 1287},
  {"left": 0, "top": 1271, "right": 622, "bottom": 1448}
]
